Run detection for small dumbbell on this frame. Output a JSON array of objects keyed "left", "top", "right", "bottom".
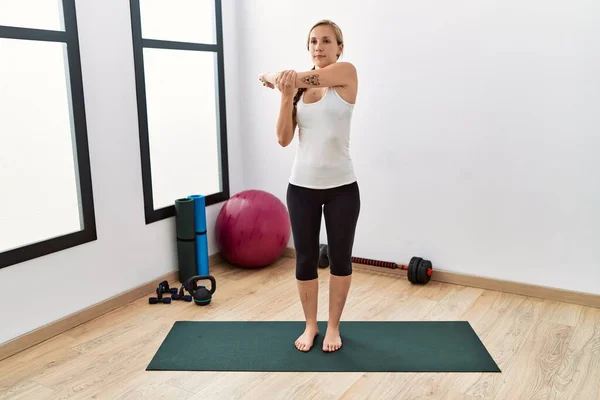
[
  {"left": 157, "top": 280, "right": 178, "bottom": 295},
  {"left": 148, "top": 286, "right": 172, "bottom": 304},
  {"left": 171, "top": 285, "right": 192, "bottom": 302},
  {"left": 149, "top": 296, "right": 171, "bottom": 304}
]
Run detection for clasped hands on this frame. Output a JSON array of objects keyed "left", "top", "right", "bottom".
[{"left": 259, "top": 70, "right": 297, "bottom": 95}]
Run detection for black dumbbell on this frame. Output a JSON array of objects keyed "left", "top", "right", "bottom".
[
  {"left": 171, "top": 285, "right": 192, "bottom": 302},
  {"left": 149, "top": 286, "right": 172, "bottom": 304},
  {"left": 157, "top": 280, "right": 178, "bottom": 295},
  {"left": 149, "top": 296, "right": 171, "bottom": 304}
]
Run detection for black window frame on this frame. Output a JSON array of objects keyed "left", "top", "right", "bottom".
[
  {"left": 0, "top": 0, "right": 97, "bottom": 270},
  {"left": 129, "top": 0, "right": 230, "bottom": 225}
]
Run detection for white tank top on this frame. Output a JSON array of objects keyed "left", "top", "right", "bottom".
[{"left": 289, "top": 87, "right": 357, "bottom": 189}]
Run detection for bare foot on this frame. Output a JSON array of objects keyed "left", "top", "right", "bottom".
[
  {"left": 323, "top": 326, "right": 342, "bottom": 352},
  {"left": 295, "top": 325, "right": 319, "bottom": 352}
]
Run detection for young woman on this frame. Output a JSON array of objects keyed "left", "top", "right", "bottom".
[{"left": 259, "top": 19, "right": 360, "bottom": 353}]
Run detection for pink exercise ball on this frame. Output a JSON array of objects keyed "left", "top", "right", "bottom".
[{"left": 215, "top": 189, "right": 291, "bottom": 268}]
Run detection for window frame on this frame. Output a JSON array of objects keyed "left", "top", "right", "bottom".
[
  {"left": 0, "top": 0, "right": 97, "bottom": 270},
  {"left": 129, "top": 0, "right": 230, "bottom": 224}
]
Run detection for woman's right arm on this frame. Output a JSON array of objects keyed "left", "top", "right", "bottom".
[{"left": 276, "top": 93, "right": 296, "bottom": 147}]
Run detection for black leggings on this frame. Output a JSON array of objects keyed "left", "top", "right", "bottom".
[{"left": 286, "top": 181, "right": 361, "bottom": 280}]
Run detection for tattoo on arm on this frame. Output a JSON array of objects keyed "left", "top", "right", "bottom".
[{"left": 301, "top": 74, "right": 320, "bottom": 86}]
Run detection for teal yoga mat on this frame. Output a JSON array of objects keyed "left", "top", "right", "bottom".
[
  {"left": 188, "top": 194, "right": 210, "bottom": 276},
  {"left": 146, "top": 321, "right": 501, "bottom": 373}
]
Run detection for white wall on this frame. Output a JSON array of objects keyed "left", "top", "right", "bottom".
[
  {"left": 0, "top": 0, "right": 244, "bottom": 345},
  {"left": 238, "top": 0, "right": 600, "bottom": 294}
]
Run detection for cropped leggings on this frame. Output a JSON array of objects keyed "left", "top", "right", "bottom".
[{"left": 286, "top": 181, "right": 361, "bottom": 281}]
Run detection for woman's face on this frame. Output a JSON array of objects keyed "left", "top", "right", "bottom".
[{"left": 309, "top": 25, "right": 342, "bottom": 69}]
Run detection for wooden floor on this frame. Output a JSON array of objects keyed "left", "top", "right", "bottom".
[{"left": 1, "top": 256, "right": 599, "bottom": 399}]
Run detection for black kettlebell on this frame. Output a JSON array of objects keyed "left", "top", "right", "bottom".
[{"left": 186, "top": 275, "right": 216, "bottom": 306}]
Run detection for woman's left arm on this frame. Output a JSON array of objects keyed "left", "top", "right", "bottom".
[{"left": 260, "top": 62, "right": 357, "bottom": 89}]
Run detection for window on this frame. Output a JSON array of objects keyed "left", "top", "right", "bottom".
[
  {"left": 0, "top": 0, "right": 96, "bottom": 269},
  {"left": 129, "top": 0, "right": 230, "bottom": 224}
]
